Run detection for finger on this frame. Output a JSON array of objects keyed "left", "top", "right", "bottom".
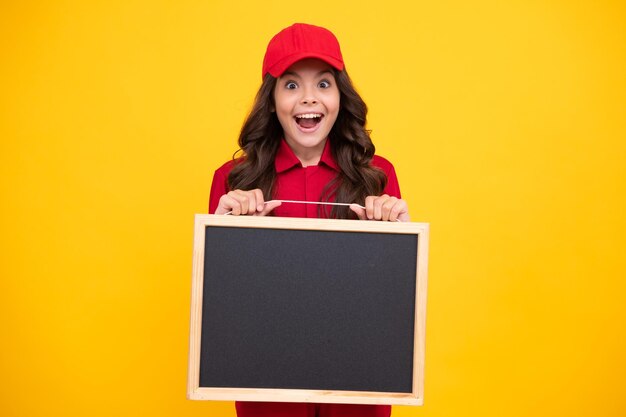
[
  {"left": 232, "top": 190, "right": 254, "bottom": 215},
  {"left": 252, "top": 189, "right": 265, "bottom": 212},
  {"left": 373, "top": 194, "right": 389, "bottom": 220},
  {"left": 349, "top": 204, "right": 367, "bottom": 220},
  {"left": 397, "top": 201, "right": 411, "bottom": 222},
  {"left": 381, "top": 196, "right": 398, "bottom": 222},
  {"left": 364, "top": 196, "right": 376, "bottom": 220},
  {"left": 387, "top": 198, "right": 405, "bottom": 222},
  {"left": 259, "top": 200, "right": 282, "bottom": 216},
  {"left": 214, "top": 194, "right": 230, "bottom": 215},
  {"left": 388, "top": 201, "right": 402, "bottom": 222},
  {"left": 218, "top": 194, "right": 242, "bottom": 215}
]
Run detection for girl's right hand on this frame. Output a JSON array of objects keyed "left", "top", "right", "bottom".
[{"left": 214, "top": 189, "right": 282, "bottom": 216}]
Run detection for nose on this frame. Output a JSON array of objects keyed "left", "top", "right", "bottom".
[
  {"left": 300, "top": 85, "right": 318, "bottom": 105},
  {"left": 301, "top": 97, "right": 318, "bottom": 105}
]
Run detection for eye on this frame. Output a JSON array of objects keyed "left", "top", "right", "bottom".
[
  {"left": 318, "top": 80, "right": 331, "bottom": 88},
  {"left": 285, "top": 81, "right": 298, "bottom": 89}
]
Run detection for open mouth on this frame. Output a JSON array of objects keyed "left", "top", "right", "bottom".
[{"left": 294, "top": 113, "right": 323, "bottom": 129}]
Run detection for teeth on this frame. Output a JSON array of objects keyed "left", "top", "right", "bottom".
[{"left": 295, "top": 113, "right": 322, "bottom": 119}]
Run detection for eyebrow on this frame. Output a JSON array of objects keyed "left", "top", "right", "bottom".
[{"left": 280, "top": 69, "right": 334, "bottom": 79}]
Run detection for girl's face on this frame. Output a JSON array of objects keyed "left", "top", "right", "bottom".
[{"left": 273, "top": 58, "right": 340, "bottom": 165}]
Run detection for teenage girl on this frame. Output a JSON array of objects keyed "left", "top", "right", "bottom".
[{"left": 209, "top": 23, "right": 409, "bottom": 417}]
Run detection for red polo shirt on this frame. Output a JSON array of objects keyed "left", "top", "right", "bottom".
[{"left": 209, "top": 139, "right": 401, "bottom": 217}]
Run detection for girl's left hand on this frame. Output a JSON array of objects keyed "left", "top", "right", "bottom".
[{"left": 349, "top": 195, "right": 410, "bottom": 222}]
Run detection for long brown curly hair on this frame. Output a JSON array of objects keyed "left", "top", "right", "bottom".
[{"left": 227, "top": 68, "right": 387, "bottom": 219}]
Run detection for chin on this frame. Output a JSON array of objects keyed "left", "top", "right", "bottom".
[{"left": 292, "top": 133, "right": 328, "bottom": 149}]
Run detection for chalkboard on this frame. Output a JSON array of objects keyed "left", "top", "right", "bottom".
[{"left": 188, "top": 215, "right": 429, "bottom": 405}]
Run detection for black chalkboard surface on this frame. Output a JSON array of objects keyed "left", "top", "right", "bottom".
[{"left": 188, "top": 215, "right": 428, "bottom": 405}]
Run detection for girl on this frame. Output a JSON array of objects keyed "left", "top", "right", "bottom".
[{"left": 209, "top": 23, "right": 409, "bottom": 417}]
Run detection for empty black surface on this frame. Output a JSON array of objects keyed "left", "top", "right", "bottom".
[{"left": 200, "top": 226, "right": 417, "bottom": 393}]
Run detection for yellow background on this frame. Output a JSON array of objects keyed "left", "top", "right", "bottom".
[{"left": 1, "top": 1, "right": 625, "bottom": 416}]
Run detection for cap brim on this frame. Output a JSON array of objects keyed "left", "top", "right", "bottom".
[{"left": 266, "top": 52, "right": 344, "bottom": 78}]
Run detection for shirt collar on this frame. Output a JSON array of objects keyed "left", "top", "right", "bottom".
[{"left": 274, "top": 138, "right": 340, "bottom": 173}]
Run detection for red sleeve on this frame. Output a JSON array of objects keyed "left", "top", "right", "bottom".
[
  {"left": 208, "top": 161, "right": 233, "bottom": 214},
  {"left": 372, "top": 155, "right": 402, "bottom": 199}
]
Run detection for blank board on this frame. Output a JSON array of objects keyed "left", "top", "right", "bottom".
[{"left": 188, "top": 215, "right": 428, "bottom": 405}]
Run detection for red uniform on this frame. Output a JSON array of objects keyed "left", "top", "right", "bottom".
[
  {"left": 209, "top": 139, "right": 401, "bottom": 216},
  {"left": 208, "top": 138, "right": 399, "bottom": 417}
]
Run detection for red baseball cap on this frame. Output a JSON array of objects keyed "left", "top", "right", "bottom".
[{"left": 262, "top": 23, "right": 345, "bottom": 78}]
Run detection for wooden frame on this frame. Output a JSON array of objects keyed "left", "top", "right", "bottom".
[{"left": 188, "top": 214, "right": 429, "bottom": 405}]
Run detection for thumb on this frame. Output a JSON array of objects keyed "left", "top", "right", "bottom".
[
  {"left": 349, "top": 204, "right": 367, "bottom": 220},
  {"left": 397, "top": 212, "right": 411, "bottom": 222},
  {"left": 259, "top": 200, "right": 282, "bottom": 216}
]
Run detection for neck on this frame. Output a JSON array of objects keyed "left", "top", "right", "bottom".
[{"left": 286, "top": 138, "right": 327, "bottom": 167}]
